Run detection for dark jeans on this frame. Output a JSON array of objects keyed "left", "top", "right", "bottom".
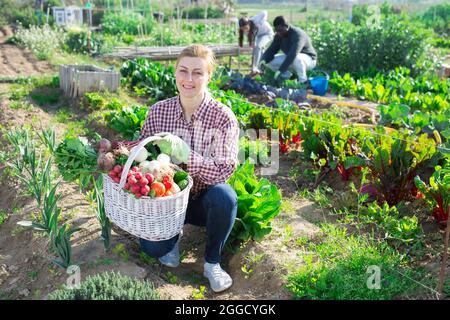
[{"left": 139, "top": 183, "right": 238, "bottom": 264}]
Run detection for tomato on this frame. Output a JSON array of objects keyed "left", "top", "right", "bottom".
[
  {"left": 150, "top": 182, "right": 166, "bottom": 197},
  {"left": 163, "top": 181, "right": 172, "bottom": 191},
  {"left": 162, "top": 175, "right": 170, "bottom": 183}
]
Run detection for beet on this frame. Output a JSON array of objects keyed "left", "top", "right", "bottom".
[
  {"left": 98, "top": 139, "right": 112, "bottom": 153},
  {"left": 97, "top": 152, "right": 116, "bottom": 171}
]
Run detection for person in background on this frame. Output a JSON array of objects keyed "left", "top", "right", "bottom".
[
  {"left": 238, "top": 10, "right": 274, "bottom": 76},
  {"left": 260, "top": 16, "right": 317, "bottom": 83},
  {"left": 138, "top": 45, "right": 240, "bottom": 293}
]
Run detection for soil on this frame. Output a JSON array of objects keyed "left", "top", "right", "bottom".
[
  {"left": 0, "top": 35, "right": 447, "bottom": 300},
  {"left": 0, "top": 26, "right": 55, "bottom": 78}
]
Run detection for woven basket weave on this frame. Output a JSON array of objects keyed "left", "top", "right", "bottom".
[{"left": 103, "top": 136, "right": 193, "bottom": 241}]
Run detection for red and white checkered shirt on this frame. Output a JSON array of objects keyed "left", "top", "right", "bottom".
[{"left": 139, "top": 92, "right": 240, "bottom": 195}]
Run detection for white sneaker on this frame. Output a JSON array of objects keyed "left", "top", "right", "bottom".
[
  {"left": 203, "top": 262, "right": 233, "bottom": 293},
  {"left": 158, "top": 231, "right": 182, "bottom": 268}
]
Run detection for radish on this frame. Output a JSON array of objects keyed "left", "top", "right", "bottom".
[
  {"left": 113, "top": 165, "right": 122, "bottom": 174},
  {"left": 145, "top": 173, "right": 154, "bottom": 184},
  {"left": 109, "top": 171, "right": 117, "bottom": 179},
  {"left": 135, "top": 172, "right": 143, "bottom": 180},
  {"left": 141, "top": 185, "right": 150, "bottom": 196},
  {"left": 128, "top": 176, "right": 138, "bottom": 185},
  {"left": 113, "top": 176, "right": 120, "bottom": 184},
  {"left": 139, "top": 177, "right": 149, "bottom": 186},
  {"left": 131, "top": 185, "right": 141, "bottom": 194},
  {"left": 124, "top": 183, "right": 130, "bottom": 190}
]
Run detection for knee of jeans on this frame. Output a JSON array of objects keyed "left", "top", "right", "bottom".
[
  {"left": 139, "top": 238, "right": 172, "bottom": 258},
  {"left": 206, "top": 184, "right": 238, "bottom": 212}
]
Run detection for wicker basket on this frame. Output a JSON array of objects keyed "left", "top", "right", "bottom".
[{"left": 103, "top": 136, "right": 193, "bottom": 241}]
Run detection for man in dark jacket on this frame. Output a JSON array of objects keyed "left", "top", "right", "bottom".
[{"left": 260, "top": 16, "right": 317, "bottom": 83}]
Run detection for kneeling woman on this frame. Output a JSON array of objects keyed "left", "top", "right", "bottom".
[{"left": 138, "top": 45, "right": 240, "bottom": 293}]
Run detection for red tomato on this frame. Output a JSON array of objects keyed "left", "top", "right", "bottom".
[
  {"left": 163, "top": 181, "right": 172, "bottom": 191},
  {"left": 150, "top": 182, "right": 166, "bottom": 197}
]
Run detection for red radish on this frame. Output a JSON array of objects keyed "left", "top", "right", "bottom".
[
  {"left": 139, "top": 177, "right": 149, "bottom": 186},
  {"left": 131, "top": 185, "right": 141, "bottom": 194},
  {"left": 135, "top": 193, "right": 142, "bottom": 199},
  {"left": 113, "top": 165, "right": 122, "bottom": 174},
  {"left": 128, "top": 176, "right": 138, "bottom": 185},
  {"left": 135, "top": 172, "right": 143, "bottom": 180},
  {"left": 145, "top": 173, "right": 154, "bottom": 184},
  {"left": 109, "top": 171, "right": 117, "bottom": 179},
  {"left": 127, "top": 172, "right": 134, "bottom": 178},
  {"left": 113, "top": 176, "right": 120, "bottom": 184},
  {"left": 141, "top": 185, "right": 150, "bottom": 196},
  {"left": 131, "top": 166, "right": 139, "bottom": 172},
  {"left": 124, "top": 183, "right": 130, "bottom": 190}
]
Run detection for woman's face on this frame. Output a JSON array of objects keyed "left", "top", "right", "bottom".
[{"left": 175, "top": 57, "right": 210, "bottom": 99}]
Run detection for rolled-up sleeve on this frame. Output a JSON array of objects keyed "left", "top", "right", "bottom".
[{"left": 187, "top": 118, "right": 240, "bottom": 185}]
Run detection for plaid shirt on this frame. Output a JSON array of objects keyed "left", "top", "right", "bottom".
[{"left": 139, "top": 92, "right": 240, "bottom": 195}]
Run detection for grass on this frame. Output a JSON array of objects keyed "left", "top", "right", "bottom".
[
  {"left": 0, "top": 210, "right": 8, "bottom": 226},
  {"left": 285, "top": 224, "right": 429, "bottom": 300}
]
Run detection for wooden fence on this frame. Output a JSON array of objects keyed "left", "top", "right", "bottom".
[{"left": 59, "top": 65, "right": 120, "bottom": 97}]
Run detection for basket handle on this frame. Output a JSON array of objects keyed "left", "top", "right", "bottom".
[{"left": 118, "top": 135, "right": 163, "bottom": 188}]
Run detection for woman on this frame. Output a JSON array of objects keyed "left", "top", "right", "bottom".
[
  {"left": 138, "top": 45, "right": 240, "bottom": 293},
  {"left": 238, "top": 10, "right": 274, "bottom": 76}
]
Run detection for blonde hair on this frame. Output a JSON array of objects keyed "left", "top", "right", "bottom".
[{"left": 176, "top": 44, "right": 216, "bottom": 76}]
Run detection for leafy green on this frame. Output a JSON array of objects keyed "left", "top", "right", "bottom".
[{"left": 227, "top": 161, "right": 282, "bottom": 249}]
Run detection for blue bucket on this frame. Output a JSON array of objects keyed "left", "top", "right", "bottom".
[{"left": 309, "top": 70, "right": 329, "bottom": 96}]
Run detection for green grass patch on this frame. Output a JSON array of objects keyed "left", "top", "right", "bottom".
[
  {"left": 0, "top": 210, "right": 8, "bottom": 226},
  {"left": 286, "top": 224, "right": 427, "bottom": 299}
]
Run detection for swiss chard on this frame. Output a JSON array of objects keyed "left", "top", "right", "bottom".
[
  {"left": 226, "top": 161, "right": 282, "bottom": 250},
  {"left": 414, "top": 162, "right": 450, "bottom": 225}
]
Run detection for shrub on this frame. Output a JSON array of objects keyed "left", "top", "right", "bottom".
[
  {"left": 64, "top": 27, "right": 104, "bottom": 55},
  {"left": 101, "top": 11, "right": 154, "bottom": 36},
  {"left": 419, "top": 3, "right": 450, "bottom": 36},
  {"left": 14, "top": 24, "right": 65, "bottom": 60},
  {"left": 310, "top": 17, "right": 430, "bottom": 76},
  {"left": 178, "top": 5, "right": 225, "bottom": 19},
  {"left": 47, "top": 271, "right": 160, "bottom": 300}
]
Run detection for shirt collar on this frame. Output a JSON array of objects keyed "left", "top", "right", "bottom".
[{"left": 176, "top": 91, "right": 212, "bottom": 122}]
